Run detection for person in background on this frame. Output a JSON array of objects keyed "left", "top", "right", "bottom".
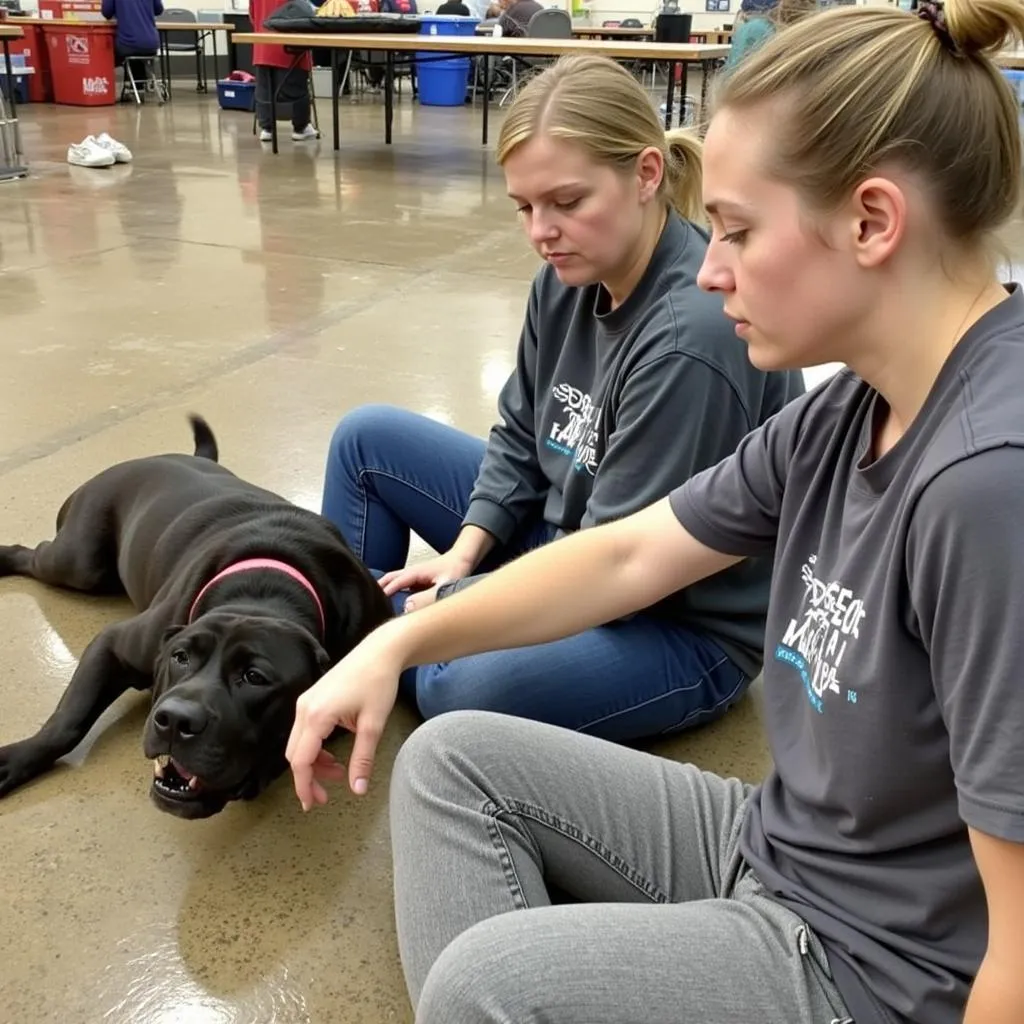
[
  {"left": 319, "top": 55, "right": 804, "bottom": 745},
  {"left": 725, "top": 0, "right": 815, "bottom": 70},
  {"left": 436, "top": 0, "right": 472, "bottom": 14},
  {"left": 102, "top": 0, "right": 163, "bottom": 85},
  {"left": 491, "top": 0, "right": 542, "bottom": 35},
  {"left": 249, "top": 0, "right": 319, "bottom": 143}
]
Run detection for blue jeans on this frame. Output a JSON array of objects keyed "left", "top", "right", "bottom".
[{"left": 321, "top": 404, "right": 751, "bottom": 742}]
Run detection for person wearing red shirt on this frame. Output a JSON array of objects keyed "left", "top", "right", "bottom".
[{"left": 249, "top": 0, "right": 319, "bottom": 142}]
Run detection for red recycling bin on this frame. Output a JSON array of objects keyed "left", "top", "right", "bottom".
[
  {"left": 44, "top": 23, "right": 116, "bottom": 106},
  {"left": 7, "top": 25, "right": 52, "bottom": 102}
]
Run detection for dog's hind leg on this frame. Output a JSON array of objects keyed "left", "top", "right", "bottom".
[{"left": 0, "top": 488, "right": 121, "bottom": 593}]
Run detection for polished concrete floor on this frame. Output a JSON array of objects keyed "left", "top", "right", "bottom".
[{"left": 0, "top": 90, "right": 879, "bottom": 1023}]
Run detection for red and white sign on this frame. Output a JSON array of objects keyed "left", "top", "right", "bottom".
[{"left": 66, "top": 34, "right": 90, "bottom": 64}]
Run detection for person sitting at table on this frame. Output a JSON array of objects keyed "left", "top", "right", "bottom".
[
  {"left": 496, "top": 0, "right": 542, "bottom": 36},
  {"left": 250, "top": 0, "right": 320, "bottom": 143},
  {"left": 102, "top": 0, "right": 163, "bottom": 86},
  {"left": 436, "top": 0, "right": 472, "bottom": 14}
]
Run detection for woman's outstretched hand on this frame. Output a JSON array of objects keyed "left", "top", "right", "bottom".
[{"left": 285, "top": 627, "right": 406, "bottom": 810}]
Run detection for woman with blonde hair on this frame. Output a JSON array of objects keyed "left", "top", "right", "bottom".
[
  {"left": 319, "top": 54, "right": 802, "bottom": 743},
  {"left": 293, "top": 1, "right": 1024, "bottom": 1021}
]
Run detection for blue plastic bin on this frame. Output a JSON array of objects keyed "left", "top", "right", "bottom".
[
  {"left": 416, "top": 14, "right": 479, "bottom": 107},
  {"left": 0, "top": 70, "right": 32, "bottom": 105},
  {"left": 217, "top": 79, "right": 256, "bottom": 112}
]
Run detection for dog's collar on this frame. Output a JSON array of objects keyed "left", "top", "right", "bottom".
[{"left": 188, "top": 558, "right": 326, "bottom": 638}]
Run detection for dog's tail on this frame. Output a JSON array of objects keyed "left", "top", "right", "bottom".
[{"left": 188, "top": 415, "right": 219, "bottom": 462}]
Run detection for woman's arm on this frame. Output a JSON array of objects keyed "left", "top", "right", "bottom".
[
  {"left": 460, "top": 281, "right": 549, "bottom": 551},
  {"left": 964, "top": 829, "right": 1024, "bottom": 1024},
  {"left": 287, "top": 498, "right": 740, "bottom": 806}
]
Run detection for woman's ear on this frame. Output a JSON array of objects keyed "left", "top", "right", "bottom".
[
  {"left": 848, "top": 176, "right": 907, "bottom": 269},
  {"left": 636, "top": 146, "right": 665, "bottom": 204}
]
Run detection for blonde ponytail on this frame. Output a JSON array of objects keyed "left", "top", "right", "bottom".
[{"left": 663, "top": 128, "right": 704, "bottom": 224}]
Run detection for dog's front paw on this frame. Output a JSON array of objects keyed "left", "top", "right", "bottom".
[{"left": 0, "top": 740, "right": 46, "bottom": 798}]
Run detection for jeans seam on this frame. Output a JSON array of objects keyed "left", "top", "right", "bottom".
[
  {"left": 357, "top": 466, "right": 469, "bottom": 523},
  {"left": 575, "top": 658, "right": 747, "bottom": 735},
  {"left": 483, "top": 800, "right": 532, "bottom": 910},
  {"left": 493, "top": 796, "right": 670, "bottom": 904}
]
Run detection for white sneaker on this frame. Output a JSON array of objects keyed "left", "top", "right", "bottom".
[
  {"left": 259, "top": 129, "right": 273, "bottom": 142},
  {"left": 67, "top": 138, "right": 115, "bottom": 168},
  {"left": 291, "top": 124, "right": 319, "bottom": 141},
  {"left": 92, "top": 132, "right": 133, "bottom": 163}
]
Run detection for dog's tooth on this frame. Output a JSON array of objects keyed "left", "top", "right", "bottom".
[
  {"left": 188, "top": 775, "right": 199, "bottom": 790},
  {"left": 153, "top": 758, "right": 165, "bottom": 779}
]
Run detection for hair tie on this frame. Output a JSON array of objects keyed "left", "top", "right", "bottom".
[{"left": 917, "top": 1, "right": 958, "bottom": 53}]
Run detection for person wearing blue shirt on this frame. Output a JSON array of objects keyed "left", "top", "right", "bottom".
[{"left": 102, "top": 0, "right": 164, "bottom": 65}]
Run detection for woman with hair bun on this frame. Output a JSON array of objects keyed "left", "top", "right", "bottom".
[{"left": 293, "top": 3, "right": 1024, "bottom": 1021}]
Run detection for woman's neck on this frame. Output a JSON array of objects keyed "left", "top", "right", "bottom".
[
  {"left": 848, "top": 266, "right": 1008, "bottom": 457},
  {"left": 602, "top": 205, "right": 669, "bottom": 311}
]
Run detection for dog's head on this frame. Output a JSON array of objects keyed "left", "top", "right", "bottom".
[{"left": 143, "top": 612, "right": 331, "bottom": 820}]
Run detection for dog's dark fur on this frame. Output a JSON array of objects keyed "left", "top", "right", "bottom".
[{"left": 0, "top": 417, "right": 392, "bottom": 819}]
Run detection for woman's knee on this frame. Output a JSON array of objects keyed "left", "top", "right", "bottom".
[
  {"left": 327, "top": 403, "right": 410, "bottom": 467},
  {"left": 415, "top": 915, "right": 528, "bottom": 1023},
  {"left": 390, "top": 711, "right": 504, "bottom": 814},
  {"left": 414, "top": 659, "right": 512, "bottom": 721}
]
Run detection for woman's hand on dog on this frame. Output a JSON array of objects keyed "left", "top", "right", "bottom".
[{"left": 286, "top": 625, "right": 405, "bottom": 810}]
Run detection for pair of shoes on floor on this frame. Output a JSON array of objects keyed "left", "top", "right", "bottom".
[
  {"left": 259, "top": 124, "right": 320, "bottom": 143},
  {"left": 67, "top": 133, "right": 133, "bottom": 168}
]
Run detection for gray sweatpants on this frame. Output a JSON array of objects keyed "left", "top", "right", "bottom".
[{"left": 390, "top": 710, "right": 854, "bottom": 1024}]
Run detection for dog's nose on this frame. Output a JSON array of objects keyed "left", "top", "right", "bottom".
[{"left": 153, "top": 697, "right": 209, "bottom": 742}]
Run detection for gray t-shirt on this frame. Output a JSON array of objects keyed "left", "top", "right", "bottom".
[
  {"left": 463, "top": 212, "right": 804, "bottom": 676},
  {"left": 671, "top": 285, "right": 1024, "bottom": 1024}
]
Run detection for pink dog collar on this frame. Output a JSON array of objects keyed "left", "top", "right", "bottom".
[{"left": 188, "top": 558, "right": 326, "bottom": 637}]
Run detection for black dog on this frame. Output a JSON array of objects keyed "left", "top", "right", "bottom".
[{"left": 0, "top": 417, "right": 392, "bottom": 819}]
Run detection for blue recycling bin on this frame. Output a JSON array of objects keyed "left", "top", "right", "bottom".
[{"left": 416, "top": 14, "right": 480, "bottom": 106}]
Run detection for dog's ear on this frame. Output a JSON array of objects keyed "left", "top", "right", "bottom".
[
  {"left": 161, "top": 624, "right": 186, "bottom": 646},
  {"left": 311, "top": 638, "right": 332, "bottom": 676}
]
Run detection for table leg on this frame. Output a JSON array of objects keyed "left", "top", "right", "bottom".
[
  {"left": 384, "top": 50, "right": 394, "bottom": 145},
  {"left": 664, "top": 60, "right": 676, "bottom": 129},
  {"left": 482, "top": 53, "right": 490, "bottom": 146},
  {"left": 1, "top": 38, "right": 17, "bottom": 140},
  {"left": 212, "top": 30, "right": 219, "bottom": 86},
  {"left": 700, "top": 58, "right": 713, "bottom": 126},
  {"left": 331, "top": 48, "right": 340, "bottom": 151},
  {"left": 160, "top": 33, "right": 172, "bottom": 100}
]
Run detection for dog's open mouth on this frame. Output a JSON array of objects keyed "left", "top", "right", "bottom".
[{"left": 152, "top": 754, "right": 205, "bottom": 799}]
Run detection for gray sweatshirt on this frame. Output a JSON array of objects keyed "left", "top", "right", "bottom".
[{"left": 460, "top": 213, "right": 804, "bottom": 676}]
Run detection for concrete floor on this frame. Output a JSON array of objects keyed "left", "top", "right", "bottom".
[{"left": 1, "top": 91, "right": 847, "bottom": 1024}]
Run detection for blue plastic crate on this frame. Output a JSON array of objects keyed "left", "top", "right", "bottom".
[
  {"left": 217, "top": 79, "right": 256, "bottom": 112},
  {"left": 0, "top": 70, "right": 32, "bottom": 105}
]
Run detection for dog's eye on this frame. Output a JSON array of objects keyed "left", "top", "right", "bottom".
[
  {"left": 171, "top": 649, "right": 189, "bottom": 667},
  {"left": 242, "top": 668, "right": 267, "bottom": 686}
]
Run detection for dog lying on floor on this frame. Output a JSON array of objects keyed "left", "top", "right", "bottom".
[{"left": 0, "top": 416, "right": 392, "bottom": 819}]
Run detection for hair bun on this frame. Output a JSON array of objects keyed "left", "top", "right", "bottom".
[{"left": 944, "top": 0, "right": 1024, "bottom": 57}]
